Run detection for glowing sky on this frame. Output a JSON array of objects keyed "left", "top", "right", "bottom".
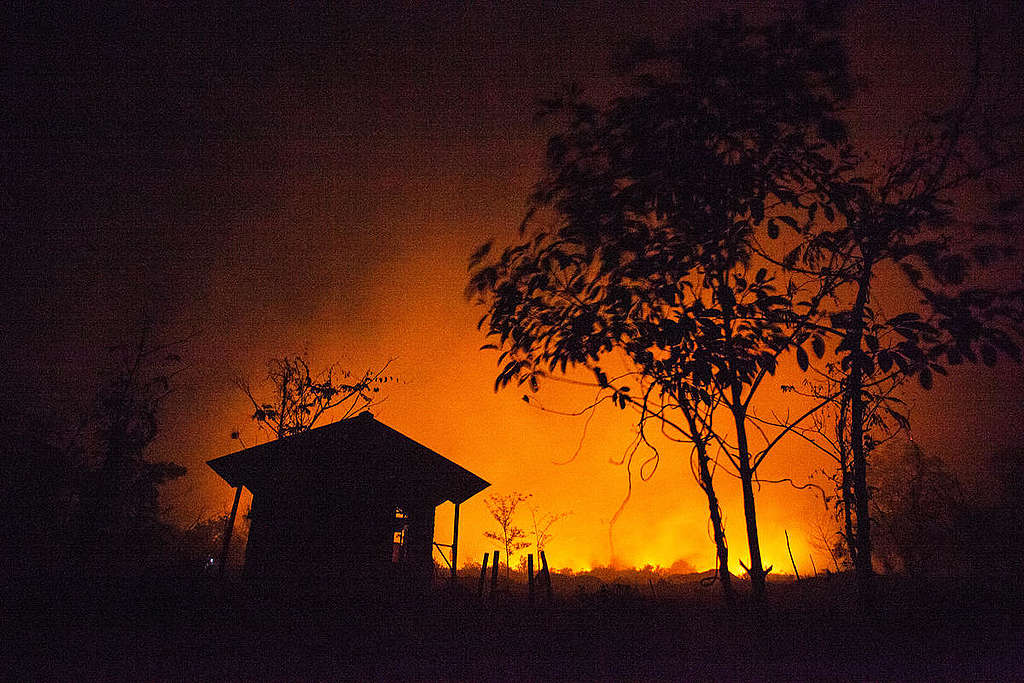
[{"left": 3, "top": 1, "right": 1022, "bottom": 574}]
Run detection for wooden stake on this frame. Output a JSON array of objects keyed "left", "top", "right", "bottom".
[
  {"left": 478, "top": 552, "right": 489, "bottom": 597},
  {"left": 490, "top": 550, "right": 499, "bottom": 595},
  {"left": 809, "top": 553, "right": 818, "bottom": 578},
  {"left": 528, "top": 554, "right": 535, "bottom": 605},
  {"left": 218, "top": 485, "right": 243, "bottom": 580},
  {"left": 451, "top": 502, "right": 460, "bottom": 583},
  {"left": 540, "top": 550, "right": 552, "bottom": 603},
  {"left": 785, "top": 529, "right": 800, "bottom": 581}
]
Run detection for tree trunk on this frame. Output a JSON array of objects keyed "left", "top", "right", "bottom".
[
  {"left": 841, "top": 465, "right": 857, "bottom": 566},
  {"left": 698, "top": 451, "right": 734, "bottom": 601},
  {"left": 848, "top": 264, "right": 875, "bottom": 604},
  {"left": 731, "top": 384, "right": 767, "bottom": 598},
  {"left": 838, "top": 396, "right": 857, "bottom": 566},
  {"left": 693, "top": 435, "right": 733, "bottom": 601},
  {"left": 680, "top": 400, "right": 734, "bottom": 602},
  {"left": 850, "top": 374, "right": 873, "bottom": 598}
]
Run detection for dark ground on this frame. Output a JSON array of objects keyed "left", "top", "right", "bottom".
[{"left": 6, "top": 569, "right": 1023, "bottom": 680}]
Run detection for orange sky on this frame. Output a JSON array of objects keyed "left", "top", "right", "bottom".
[
  {"left": 4, "top": 2, "right": 1023, "bottom": 576},
  {"left": 173, "top": 197, "right": 1023, "bottom": 575},
  {"left": 155, "top": 1, "right": 1024, "bottom": 575}
]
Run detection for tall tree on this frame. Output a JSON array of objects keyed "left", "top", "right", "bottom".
[
  {"left": 470, "top": 10, "right": 852, "bottom": 598},
  {"left": 779, "top": 12, "right": 1024, "bottom": 597}
]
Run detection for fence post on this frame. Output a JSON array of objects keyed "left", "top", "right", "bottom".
[
  {"left": 528, "top": 554, "right": 535, "bottom": 605},
  {"left": 478, "top": 552, "right": 489, "bottom": 597},
  {"left": 540, "top": 550, "right": 552, "bottom": 603},
  {"left": 490, "top": 550, "right": 500, "bottom": 599},
  {"left": 218, "top": 485, "right": 243, "bottom": 580},
  {"left": 785, "top": 529, "right": 801, "bottom": 581},
  {"left": 450, "top": 502, "right": 460, "bottom": 584}
]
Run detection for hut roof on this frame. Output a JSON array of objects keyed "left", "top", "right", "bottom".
[{"left": 207, "top": 412, "right": 489, "bottom": 506}]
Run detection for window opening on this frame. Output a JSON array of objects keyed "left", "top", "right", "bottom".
[{"left": 392, "top": 507, "right": 409, "bottom": 563}]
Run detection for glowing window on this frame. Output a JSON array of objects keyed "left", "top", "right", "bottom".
[{"left": 392, "top": 508, "right": 409, "bottom": 563}]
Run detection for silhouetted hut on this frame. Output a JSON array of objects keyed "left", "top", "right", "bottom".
[{"left": 207, "top": 411, "right": 489, "bottom": 593}]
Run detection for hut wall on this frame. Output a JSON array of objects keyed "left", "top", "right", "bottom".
[
  {"left": 243, "top": 484, "right": 422, "bottom": 588},
  {"left": 402, "top": 503, "right": 436, "bottom": 589}
]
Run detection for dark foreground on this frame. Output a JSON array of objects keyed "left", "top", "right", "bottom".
[{"left": 7, "top": 570, "right": 1023, "bottom": 680}]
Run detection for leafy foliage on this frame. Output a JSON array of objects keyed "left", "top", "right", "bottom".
[
  {"left": 236, "top": 354, "right": 393, "bottom": 440},
  {"left": 470, "top": 9, "right": 854, "bottom": 597},
  {"left": 471, "top": 5, "right": 1023, "bottom": 600},
  {"left": 776, "top": 27, "right": 1024, "bottom": 591}
]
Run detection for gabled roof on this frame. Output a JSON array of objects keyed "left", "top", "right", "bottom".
[{"left": 207, "top": 412, "right": 489, "bottom": 506}]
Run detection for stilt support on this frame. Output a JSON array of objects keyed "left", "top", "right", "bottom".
[{"left": 218, "top": 485, "right": 243, "bottom": 579}]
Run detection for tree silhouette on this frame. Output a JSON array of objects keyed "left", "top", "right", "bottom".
[
  {"left": 773, "top": 17, "right": 1024, "bottom": 597},
  {"left": 470, "top": 9, "right": 852, "bottom": 598},
  {"left": 236, "top": 354, "right": 393, "bottom": 440},
  {"left": 73, "top": 322, "right": 187, "bottom": 551},
  {"left": 528, "top": 503, "right": 570, "bottom": 557},
  {"left": 483, "top": 491, "right": 531, "bottom": 581},
  {"left": 778, "top": 370, "right": 907, "bottom": 572}
]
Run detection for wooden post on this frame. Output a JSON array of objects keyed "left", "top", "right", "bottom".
[
  {"left": 527, "top": 554, "right": 535, "bottom": 605},
  {"left": 478, "top": 552, "right": 489, "bottom": 597},
  {"left": 785, "top": 529, "right": 800, "bottom": 581},
  {"left": 450, "top": 502, "right": 460, "bottom": 583},
  {"left": 540, "top": 550, "right": 552, "bottom": 603},
  {"left": 218, "top": 485, "right": 243, "bottom": 579},
  {"left": 490, "top": 550, "right": 499, "bottom": 595}
]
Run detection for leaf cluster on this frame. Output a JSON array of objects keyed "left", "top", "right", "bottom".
[
  {"left": 237, "top": 355, "right": 394, "bottom": 440},
  {"left": 470, "top": 13, "right": 854, "bottom": 410}
]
